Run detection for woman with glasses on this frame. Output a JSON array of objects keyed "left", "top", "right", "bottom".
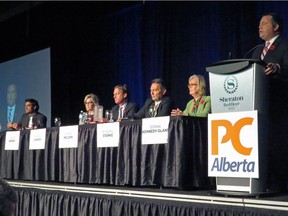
[
  {"left": 171, "top": 74, "right": 211, "bottom": 117},
  {"left": 83, "top": 93, "right": 99, "bottom": 123}
]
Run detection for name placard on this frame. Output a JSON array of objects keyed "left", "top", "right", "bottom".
[
  {"left": 29, "top": 128, "right": 46, "bottom": 150},
  {"left": 142, "top": 116, "right": 170, "bottom": 145},
  {"left": 97, "top": 122, "right": 120, "bottom": 148},
  {"left": 5, "top": 131, "right": 20, "bottom": 150},
  {"left": 208, "top": 111, "right": 259, "bottom": 178},
  {"left": 59, "top": 125, "right": 79, "bottom": 148}
]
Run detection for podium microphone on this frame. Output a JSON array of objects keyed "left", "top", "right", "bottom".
[
  {"left": 228, "top": 51, "right": 232, "bottom": 59},
  {"left": 243, "top": 44, "right": 264, "bottom": 59}
]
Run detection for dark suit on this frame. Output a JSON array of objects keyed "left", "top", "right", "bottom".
[
  {"left": 252, "top": 36, "right": 288, "bottom": 81},
  {"left": 111, "top": 102, "right": 139, "bottom": 121},
  {"left": 0, "top": 105, "right": 22, "bottom": 131},
  {"left": 18, "top": 112, "right": 47, "bottom": 129},
  {"left": 134, "top": 96, "right": 174, "bottom": 119},
  {"left": 252, "top": 35, "right": 288, "bottom": 191}
]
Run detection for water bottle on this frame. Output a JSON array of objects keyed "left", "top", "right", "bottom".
[
  {"left": 93, "top": 105, "right": 99, "bottom": 122},
  {"left": 98, "top": 105, "right": 103, "bottom": 122},
  {"left": 79, "top": 111, "right": 85, "bottom": 125}
]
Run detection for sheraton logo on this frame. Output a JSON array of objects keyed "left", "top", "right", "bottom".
[{"left": 224, "top": 76, "right": 238, "bottom": 94}]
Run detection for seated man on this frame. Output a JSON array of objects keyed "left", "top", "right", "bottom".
[
  {"left": 134, "top": 78, "right": 174, "bottom": 118},
  {"left": 7, "top": 98, "right": 47, "bottom": 130},
  {"left": 111, "top": 84, "right": 138, "bottom": 121},
  {"left": 0, "top": 178, "right": 17, "bottom": 216}
]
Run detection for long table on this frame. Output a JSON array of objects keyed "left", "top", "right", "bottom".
[{"left": 0, "top": 116, "right": 213, "bottom": 188}]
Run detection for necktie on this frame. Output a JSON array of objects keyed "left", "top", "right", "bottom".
[
  {"left": 119, "top": 107, "right": 123, "bottom": 118},
  {"left": 261, "top": 42, "right": 270, "bottom": 60},
  {"left": 154, "top": 103, "right": 159, "bottom": 117},
  {"left": 8, "top": 108, "right": 12, "bottom": 122}
]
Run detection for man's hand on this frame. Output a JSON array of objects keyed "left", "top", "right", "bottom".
[{"left": 265, "top": 62, "right": 280, "bottom": 75}]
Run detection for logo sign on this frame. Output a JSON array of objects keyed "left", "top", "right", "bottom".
[
  {"left": 59, "top": 125, "right": 79, "bottom": 148},
  {"left": 29, "top": 128, "right": 46, "bottom": 150},
  {"left": 208, "top": 111, "right": 259, "bottom": 178},
  {"left": 142, "top": 116, "right": 170, "bottom": 145},
  {"left": 97, "top": 122, "right": 120, "bottom": 148},
  {"left": 209, "top": 67, "right": 254, "bottom": 113},
  {"left": 224, "top": 76, "right": 238, "bottom": 94},
  {"left": 5, "top": 131, "right": 20, "bottom": 150}
]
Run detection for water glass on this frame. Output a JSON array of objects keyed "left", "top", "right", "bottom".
[
  {"left": 54, "top": 117, "right": 61, "bottom": 127},
  {"left": 105, "top": 110, "right": 113, "bottom": 121}
]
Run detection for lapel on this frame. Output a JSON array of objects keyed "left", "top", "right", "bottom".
[{"left": 264, "top": 36, "right": 281, "bottom": 60}]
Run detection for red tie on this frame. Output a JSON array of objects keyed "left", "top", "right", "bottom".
[{"left": 261, "top": 42, "right": 270, "bottom": 60}]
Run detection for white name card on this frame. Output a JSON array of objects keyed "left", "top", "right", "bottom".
[
  {"left": 142, "top": 116, "right": 170, "bottom": 145},
  {"left": 97, "top": 122, "right": 120, "bottom": 148},
  {"left": 59, "top": 125, "right": 79, "bottom": 148},
  {"left": 29, "top": 128, "right": 46, "bottom": 150},
  {"left": 5, "top": 131, "right": 20, "bottom": 150}
]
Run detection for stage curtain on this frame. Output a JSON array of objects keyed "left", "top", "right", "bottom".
[{"left": 14, "top": 187, "right": 287, "bottom": 216}]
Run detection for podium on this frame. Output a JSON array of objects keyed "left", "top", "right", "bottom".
[{"left": 206, "top": 59, "right": 268, "bottom": 194}]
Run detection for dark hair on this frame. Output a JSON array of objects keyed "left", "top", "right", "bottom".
[
  {"left": 114, "top": 84, "right": 128, "bottom": 95},
  {"left": 25, "top": 98, "right": 39, "bottom": 112},
  {"left": 0, "top": 179, "right": 17, "bottom": 216},
  {"left": 262, "top": 13, "right": 282, "bottom": 33},
  {"left": 151, "top": 78, "right": 167, "bottom": 90}
]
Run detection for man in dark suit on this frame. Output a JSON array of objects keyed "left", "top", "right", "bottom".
[
  {"left": 7, "top": 98, "right": 47, "bottom": 130},
  {"left": 252, "top": 13, "right": 288, "bottom": 192},
  {"left": 111, "top": 84, "right": 138, "bottom": 122},
  {"left": 134, "top": 78, "right": 174, "bottom": 119}
]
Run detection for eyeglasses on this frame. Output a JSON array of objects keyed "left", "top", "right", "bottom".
[
  {"left": 187, "top": 83, "right": 198, "bottom": 88},
  {"left": 85, "top": 101, "right": 94, "bottom": 105}
]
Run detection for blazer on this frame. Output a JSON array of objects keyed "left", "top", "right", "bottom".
[
  {"left": 252, "top": 35, "right": 288, "bottom": 111},
  {"left": 18, "top": 112, "right": 47, "bottom": 129},
  {"left": 252, "top": 35, "right": 288, "bottom": 82},
  {"left": 134, "top": 96, "right": 174, "bottom": 119},
  {"left": 183, "top": 95, "right": 211, "bottom": 117},
  {"left": 111, "top": 102, "right": 139, "bottom": 121}
]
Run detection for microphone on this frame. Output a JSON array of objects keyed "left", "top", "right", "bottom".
[
  {"left": 148, "top": 104, "right": 155, "bottom": 117},
  {"left": 243, "top": 44, "right": 264, "bottom": 59},
  {"left": 228, "top": 51, "right": 232, "bottom": 59}
]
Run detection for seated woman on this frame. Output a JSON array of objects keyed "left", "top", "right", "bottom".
[
  {"left": 83, "top": 93, "right": 100, "bottom": 123},
  {"left": 171, "top": 74, "right": 211, "bottom": 117}
]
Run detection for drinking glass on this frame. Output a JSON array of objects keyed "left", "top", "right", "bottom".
[
  {"left": 105, "top": 110, "right": 113, "bottom": 122},
  {"left": 54, "top": 117, "right": 61, "bottom": 127}
]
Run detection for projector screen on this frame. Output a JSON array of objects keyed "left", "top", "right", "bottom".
[{"left": 0, "top": 48, "right": 51, "bottom": 129}]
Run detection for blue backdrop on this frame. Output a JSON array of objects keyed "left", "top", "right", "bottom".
[{"left": 0, "top": 1, "right": 287, "bottom": 124}]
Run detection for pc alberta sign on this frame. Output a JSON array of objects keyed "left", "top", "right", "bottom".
[{"left": 208, "top": 110, "right": 259, "bottom": 178}]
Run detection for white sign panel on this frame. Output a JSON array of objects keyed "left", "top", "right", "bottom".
[
  {"left": 97, "top": 122, "right": 120, "bottom": 148},
  {"left": 208, "top": 111, "right": 259, "bottom": 178},
  {"left": 142, "top": 116, "right": 170, "bottom": 145},
  {"left": 209, "top": 66, "right": 254, "bottom": 113},
  {"left": 29, "top": 128, "right": 46, "bottom": 150},
  {"left": 5, "top": 131, "right": 20, "bottom": 150},
  {"left": 59, "top": 125, "right": 79, "bottom": 148}
]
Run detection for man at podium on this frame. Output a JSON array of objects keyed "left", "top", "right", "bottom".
[{"left": 252, "top": 13, "right": 288, "bottom": 192}]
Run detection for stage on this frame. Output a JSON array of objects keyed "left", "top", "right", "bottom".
[{"left": 9, "top": 180, "right": 288, "bottom": 216}]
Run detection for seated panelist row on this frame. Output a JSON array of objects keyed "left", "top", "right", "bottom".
[
  {"left": 3, "top": 75, "right": 210, "bottom": 131},
  {"left": 82, "top": 75, "right": 211, "bottom": 125}
]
